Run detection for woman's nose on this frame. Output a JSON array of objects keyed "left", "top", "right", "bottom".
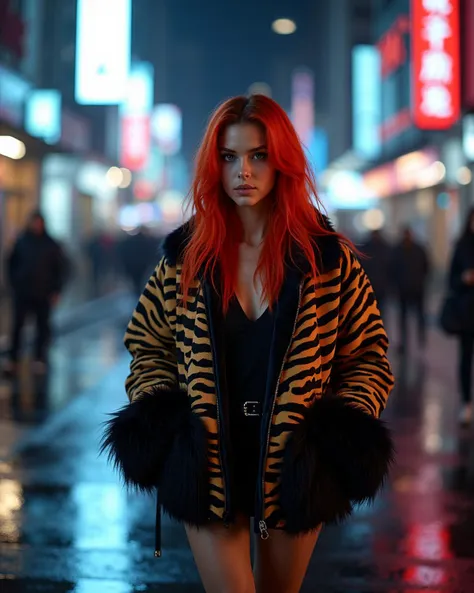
[{"left": 238, "top": 158, "right": 251, "bottom": 178}]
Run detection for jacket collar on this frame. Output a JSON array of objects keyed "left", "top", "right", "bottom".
[{"left": 161, "top": 214, "right": 341, "bottom": 276}]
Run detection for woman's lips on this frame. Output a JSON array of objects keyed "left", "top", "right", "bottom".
[{"left": 234, "top": 184, "right": 256, "bottom": 195}]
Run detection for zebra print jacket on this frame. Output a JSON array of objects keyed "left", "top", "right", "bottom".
[{"left": 103, "top": 219, "right": 395, "bottom": 549}]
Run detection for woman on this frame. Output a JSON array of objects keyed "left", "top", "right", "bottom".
[
  {"left": 448, "top": 208, "right": 474, "bottom": 424},
  {"left": 102, "top": 95, "right": 395, "bottom": 592}
]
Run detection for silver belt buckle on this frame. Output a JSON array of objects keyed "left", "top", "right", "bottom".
[{"left": 243, "top": 401, "right": 260, "bottom": 417}]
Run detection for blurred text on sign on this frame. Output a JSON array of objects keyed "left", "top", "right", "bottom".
[{"left": 411, "top": 0, "right": 460, "bottom": 129}]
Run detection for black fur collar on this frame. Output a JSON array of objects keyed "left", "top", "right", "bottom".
[
  {"left": 161, "top": 219, "right": 193, "bottom": 266},
  {"left": 161, "top": 214, "right": 342, "bottom": 274}
]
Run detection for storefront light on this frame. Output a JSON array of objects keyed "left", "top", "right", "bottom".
[
  {"left": 361, "top": 209, "right": 385, "bottom": 231},
  {"left": 119, "top": 167, "right": 132, "bottom": 188},
  {"left": 432, "top": 161, "right": 446, "bottom": 182},
  {"left": 418, "top": 161, "right": 446, "bottom": 188},
  {"left": 0, "top": 135, "right": 26, "bottom": 160},
  {"left": 78, "top": 161, "right": 111, "bottom": 195},
  {"left": 456, "top": 166, "right": 472, "bottom": 185},
  {"left": 106, "top": 166, "right": 124, "bottom": 187}
]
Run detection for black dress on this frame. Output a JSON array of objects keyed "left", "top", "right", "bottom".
[{"left": 224, "top": 298, "right": 274, "bottom": 516}]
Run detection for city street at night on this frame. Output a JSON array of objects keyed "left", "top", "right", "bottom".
[
  {"left": 1, "top": 308, "right": 474, "bottom": 593},
  {"left": 2, "top": 0, "right": 474, "bottom": 591}
]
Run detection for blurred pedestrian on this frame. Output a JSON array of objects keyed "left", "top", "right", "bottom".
[
  {"left": 84, "top": 230, "right": 117, "bottom": 298},
  {"left": 447, "top": 208, "right": 474, "bottom": 424},
  {"left": 102, "top": 95, "right": 394, "bottom": 591},
  {"left": 360, "top": 229, "right": 392, "bottom": 318},
  {"left": 117, "top": 226, "right": 159, "bottom": 297},
  {"left": 392, "top": 227, "right": 430, "bottom": 352},
  {"left": 4, "top": 211, "right": 68, "bottom": 374}
]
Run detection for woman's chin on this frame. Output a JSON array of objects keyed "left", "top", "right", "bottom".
[{"left": 231, "top": 194, "right": 267, "bottom": 208}]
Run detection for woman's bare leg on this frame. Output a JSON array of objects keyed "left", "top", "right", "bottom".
[
  {"left": 253, "top": 525, "right": 322, "bottom": 593},
  {"left": 185, "top": 514, "right": 255, "bottom": 593}
]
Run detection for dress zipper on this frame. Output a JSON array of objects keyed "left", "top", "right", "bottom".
[{"left": 257, "top": 281, "right": 303, "bottom": 539}]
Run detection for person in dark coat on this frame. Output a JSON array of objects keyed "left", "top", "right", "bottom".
[
  {"left": 361, "top": 229, "right": 392, "bottom": 318},
  {"left": 5, "top": 211, "right": 68, "bottom": 373},
  {"left": 392, "top": 227, "right": 430, "bottom": 352},
  {"left": 117, "top": 226, "right": 159, "bottom": 297},
  {"left": 448, "top": 208, "right": 474, "bottom": 424}
]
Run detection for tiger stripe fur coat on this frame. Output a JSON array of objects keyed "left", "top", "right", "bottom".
[{"left": 102, "top": 218, "right": 395, "bottom": 545}]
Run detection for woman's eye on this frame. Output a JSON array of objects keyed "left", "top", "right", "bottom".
[
  {"left": 221, "top": 153, "right": 236, "bottom": 162},
  {"left": 253, "top": 152, "right": 268, "bottom": 161}
]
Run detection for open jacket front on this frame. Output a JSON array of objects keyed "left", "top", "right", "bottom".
[{"left": 103, "top": 220, "right": 395, "bottom": 545}]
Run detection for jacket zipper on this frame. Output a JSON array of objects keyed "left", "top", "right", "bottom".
[
  {"left": 216, "top": 377, "right": 232, "bottom": 524},
  {"left": 216, "top": 384, "right": 230, "bottom": 524},
  {"left": 257, "top": 280, "right": 303, "bottom": 539},
  {"left": 202, "top": 285, "right": 231, "bottom": 524}
]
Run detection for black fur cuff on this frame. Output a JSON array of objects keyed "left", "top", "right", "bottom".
[
  {"left": 100, "top": 387, "right": 190, "bottom": 492},
  {"left": 280, "top": 396, "right": 394, "bottom": 533}
]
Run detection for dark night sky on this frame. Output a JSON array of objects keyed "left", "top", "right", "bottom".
[
  {"left": 170, "top": 0, "right": 326, "bottom": 103},
  {"left": 133, "top": 0, "right": 329, "bottom": 159}
]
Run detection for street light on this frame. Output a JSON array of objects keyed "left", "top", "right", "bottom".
[
  {"left": 106, "top": 166, "right": 124, "bottom": 188},
  {"left": 0, "top": 135, "right": 26, "bottom": 160},
  {"left": 272, "top": 18, "right": 297, "bottom": 35}
]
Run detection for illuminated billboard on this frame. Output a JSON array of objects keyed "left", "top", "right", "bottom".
[
  {"left": 121, "top": 62, "right": 154, "bottom": 116},
  {"left": 291, "top": 69, "right": 314, "bottom": 146},
  {"left": 121, "top": 115, "right": 151, "bottom": 171},
  {"left": 75, "top": 0, "right": 131, "bottom": 105},
  {"left": 25, "top": 90, "right": 61, "bottom": 144},
  {"left": 120, "top": 63, "right": 154, "bottom": 171},
  {"left": 352, "top": 46, "right": 381, "bottom": 159},
  {"left": 151, "top": 104, "right": 182, "bottom": 156},
  {"left": 411, "top": 0, "right": 460, "bottom": 130}
]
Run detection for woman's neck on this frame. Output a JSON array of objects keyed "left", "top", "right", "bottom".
[{"left": 236, "top": 201, "right": 271, "bottom": 247}]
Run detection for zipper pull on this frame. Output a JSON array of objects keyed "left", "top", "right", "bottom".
[{"left": 259, "top": 520, "right": 270, "bottom": 540}]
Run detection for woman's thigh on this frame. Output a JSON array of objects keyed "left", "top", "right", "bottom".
[
  {"left": 185, "top": 514, "right": 255, "bottom": 593},
  {"left": 253, "top": 525, "right": 322, "bottom": 593}
]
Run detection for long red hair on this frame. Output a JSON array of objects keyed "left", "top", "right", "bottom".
[{"left": 182, "top": 94, "right": 346, "bottom": 311}]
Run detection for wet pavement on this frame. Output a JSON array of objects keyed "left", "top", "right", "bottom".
[{"left": 1, "top": 306, "right": 474, "bottom": 592}]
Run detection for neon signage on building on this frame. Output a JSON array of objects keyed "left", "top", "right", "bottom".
[
  {"left": 411, "top": 0, "right": 460, "bottom": 130},
  {"left": 120, "top": 62, "right": 154, "bottom": 172},
  {"left": 377, "top": 15, "right": 410, "bottom": 79},
  {"left": 75, "top": 0, "right": 131, "bottom": 105}
]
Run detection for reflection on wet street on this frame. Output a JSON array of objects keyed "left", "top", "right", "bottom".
[
  {"left": 1, "top": 328, "right": 122, "bottom": 424},
  {"left": 1, "top": 315, "right": 474, "bottom": 592}
]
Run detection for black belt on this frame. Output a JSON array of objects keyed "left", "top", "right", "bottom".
[{"left": 242, "top": 400, "right": 261, "bottom": 417}]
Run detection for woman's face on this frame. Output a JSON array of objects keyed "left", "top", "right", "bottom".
[{"left": 220, "top": 123, "right": 276, "bottom": 208}]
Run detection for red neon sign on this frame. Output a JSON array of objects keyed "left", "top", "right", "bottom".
[
  {"left": 411, "top": 0, "right": 460, "bottom": 130},
  {"left": 120, "top": 115, "right": 150, "bottom": 171}
]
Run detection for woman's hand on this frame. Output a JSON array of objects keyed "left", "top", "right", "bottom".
[{"left": 462, "top": 269, "right": 474, "bottom": 286}]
